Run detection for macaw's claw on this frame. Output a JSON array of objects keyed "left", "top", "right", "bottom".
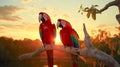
[
  {"left": 76, "top": 49, "right": 80, "bottom": 55},
  {"left": 76, "top": 52, "right": 80, "bottom": 55}
]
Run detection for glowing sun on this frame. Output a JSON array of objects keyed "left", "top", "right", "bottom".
[
  {"left": 44, "top": 65, "right": 58, "bottom": 67},
  {"left": 53, "top": 65, "right": 58, "bottom": 67},
  {"left": 55, "top": 34, "right": 61, "bottom": 44}
]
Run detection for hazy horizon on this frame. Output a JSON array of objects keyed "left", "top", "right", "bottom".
[{"left": 0, "top": 0, "right": 119, "bottom": 41}]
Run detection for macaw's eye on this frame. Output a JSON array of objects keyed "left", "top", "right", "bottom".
[{"left": 41, "top": 16, "right": 45, "bottom": 22}]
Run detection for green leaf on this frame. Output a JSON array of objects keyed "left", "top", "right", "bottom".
[
  {"left": 78, "top": 4, "right": 99, "bottom": 20},
  {"left": 91, "top": 5, "right": 94, "bottom": 9},
  {"left": 92, "top": 13, "right": 96, "bottom": 20},
  {"left": 78, "top": 10, "right": 80, "bottom": 13},
  {"left": 84, "top": 7, "right": 89, "bottom": 11},
  {"left": 80, "top": 4, "right": 82, "bottom": 10},
  {"left": 94, "top": 5, "right": 99, "bottom": 7},
  {"left": 87, "top": 12, "right": 90, "bottom": 18},
  {"left": 117, "top": 50, "right": 120, "bottom": 55},
  {"left": 81, "top": 12, "right": 83, "bottom": 15},
  {"left": 117, "top": 47, "right": 120, "bottom": 55}
]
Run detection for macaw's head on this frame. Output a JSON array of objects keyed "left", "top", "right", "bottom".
[
  {"left": 57, "top": 19, "right": 72, "bottom": 29},
  {"left": 38, "top": 12, "right": 51, "bottom": 24}
]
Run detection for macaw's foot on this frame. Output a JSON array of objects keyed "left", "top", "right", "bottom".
[
  {"left": 76, "top": 52, "right": 80, "bottom": 55},
  {"left": 76, "top": 49, "right": 80, "bottom": 55}
]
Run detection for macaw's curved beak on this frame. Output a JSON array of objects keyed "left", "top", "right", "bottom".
[
  {"left": 38, "top": 14, "right": 42, "bottom": 23},
  {"left": 57, "top": 25, "right": 59, "bottom": 28},
  {"left": 57, "top": 22, "right": 63, "bottom": 28},
  {"left": 57, "top": 21, "right": 60, "bottom": 28},
  {"left": 39, "top": 14, "right": 46, "bottom": 23}
]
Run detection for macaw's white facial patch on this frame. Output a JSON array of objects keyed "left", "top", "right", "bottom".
[
  {"left": 60, "top": 20, "right": 66, "bottom": 27},
  {"left": 43, "top": 14, "right": 47, "bottom": 21},
  {"left": 38, "top": 14, "right": 42, "bottom": 23}
]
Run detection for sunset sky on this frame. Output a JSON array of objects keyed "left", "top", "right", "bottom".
[{"left": 0, "top": 0, "right": 119, "bottom": 43}]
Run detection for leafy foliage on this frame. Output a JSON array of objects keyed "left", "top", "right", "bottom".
[
  {"left": 78, "top": 4, "right": 100, "bottom": 20},
  {"left": 91, "top": 26, "right": 120, "bottom": 64},
  {"left": 0, "top": 37, "right": 42, "bottom": 67},
  {"left": 0, "top": 37, "right": 88, "bottom": 67},
  {"left": 117, "top": 46, "right": 120, "bottom": 55}
]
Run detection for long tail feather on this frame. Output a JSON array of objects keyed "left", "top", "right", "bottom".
[
  {"left": 72, "top": 54, "right": 79, "bottom": 67},
  {"left": 47, "top": 50, "right": 53, "bottom": 67}
]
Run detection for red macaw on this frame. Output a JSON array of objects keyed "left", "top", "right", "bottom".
[
  {"left": 57, "top": 19, "right": 80, "bottom": 67},
  {"left": 38, "top": 12, "right": 56, "bottom": 67}
]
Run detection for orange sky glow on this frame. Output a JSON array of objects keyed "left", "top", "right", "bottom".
[{"left": 0, "top": 0, "right": 119, "bottom": 43}]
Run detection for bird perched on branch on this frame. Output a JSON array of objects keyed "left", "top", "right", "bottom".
[
  {"left": 38, "top": 12, "right": 56, "bottom": 67},
  {"left": 57, "top": 19, "right": 80, "bottom": 67}
]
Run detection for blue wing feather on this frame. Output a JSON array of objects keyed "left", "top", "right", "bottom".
[{"left": 70, "top": 29, "right": 80, "bottom": 48}]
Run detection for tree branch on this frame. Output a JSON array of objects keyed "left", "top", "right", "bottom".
[
  {"left": 99, "top": 0, "right": 119, "bottom": 13},
  {"left": 19, "top": 23, "right": 120, "bottom": 67}
]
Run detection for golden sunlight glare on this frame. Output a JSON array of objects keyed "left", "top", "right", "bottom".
[
  {"left": 53, "top": 65, "right": 58, "bottom": 67},
  {"left": 44, "top": 65, "right": 58, "bottom": 67},
  {"left": 55, "top": 34, "right": 61, "bottom": 44}
]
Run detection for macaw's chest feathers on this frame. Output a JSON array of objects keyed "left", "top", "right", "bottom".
[
  {"left": 60, "top": 27, "right": 74, "bottom": 47},
  {"left": 40, "top": 23, "right": 56, "bottom": 44},
  {"left": 60, "top": 27, "right": 80, "bottom": 48}
]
